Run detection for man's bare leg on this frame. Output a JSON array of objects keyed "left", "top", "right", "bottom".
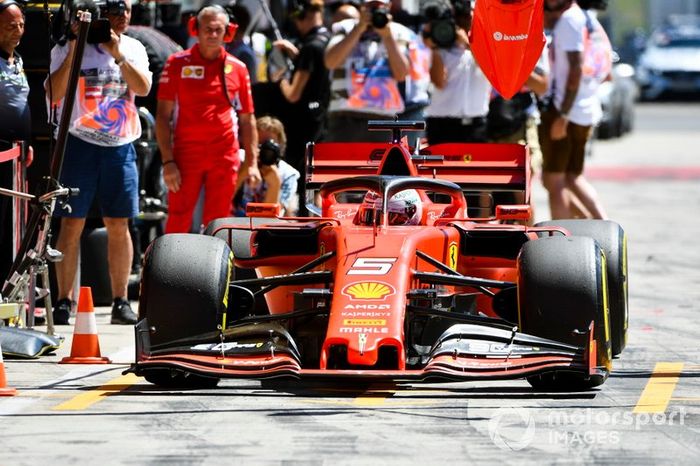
[
  {"left": 567, "top": 173, "right": 608, "bottom": 220},
  {"left": 103, "top": 217, "right": 132, "bottom": 299},
  {"left": 55, "top": 217, "right": 86, "bottom": 301},
  {"left": 542, "top": 171, "right": 571, "bottom": 219}
]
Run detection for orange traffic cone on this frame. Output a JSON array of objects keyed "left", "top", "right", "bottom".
[
  {"left": 0, "top": 341, "right": 17, "bottom": 396},
  {"left": 60, "top": 287, "right": 111, "bottom": 364}
]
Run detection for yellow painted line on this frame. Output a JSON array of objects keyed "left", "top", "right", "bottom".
[
  {"left": 352, "top": 383, "right": 395, "bottom": 406},
  {"left": 633, "top": 362, "right": 684, "bottom": 414},
  {"left": 52, "top": 374, "right": 140, "bottom": 411}
]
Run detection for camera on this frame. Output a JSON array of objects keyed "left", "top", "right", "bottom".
[
  {"left": 258, "top": 139, "right": 282, "bottom": 166},
  {"left": 53, "top": 0, "right": 127, "bottom": 45},
  {"left": 576, "top": 0, "right": 608, "bottom": 10},
  {"left": 370, "top": 6, "right": 389, "bottom": 29},
  {"left": 422, "top": 2, "right": 456, "bottom": 49}
]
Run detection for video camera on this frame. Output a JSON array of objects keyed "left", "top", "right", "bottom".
[
  {"left": 258, "top": 139, "right": 282, "bottom": 166},
  {"left": 53, "top": 0, "right": 127, "bottom": 45}
]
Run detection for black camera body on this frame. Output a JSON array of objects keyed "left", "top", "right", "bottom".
[
  {"left": 370, "top": 6, "right": 389, "bottom": 29},
  {"left": 422, "top": 2, "right": 457, "bottom": 49},
  {"left": 54, "top": 0, "right": 126, "bottom": 45},
  {"left": 258, "top": 139, "right": 282, "bottom": 166},
  {"left": 576, "top": 0, "right": 608, "bottom": 10}
]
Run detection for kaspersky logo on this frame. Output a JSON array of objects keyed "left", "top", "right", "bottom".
[
  {"left": 342, "top": 281, "right": 395, "bottom": 300},
  {"left": 493, "top": 31, "right": 528, "bottom": 41}
]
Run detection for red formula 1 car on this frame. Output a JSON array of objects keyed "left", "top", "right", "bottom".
[{"left": 128, "top": 121, "right": 628, "bottom": 391}]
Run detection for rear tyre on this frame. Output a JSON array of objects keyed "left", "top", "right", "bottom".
[
  {"left": 518, "top": 236, "right": 612, "bottom": 390},
  {"left": 536, "top": 220, "right": 628, "bottom": 356}
]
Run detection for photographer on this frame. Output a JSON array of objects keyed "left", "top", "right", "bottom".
[
  {"left": 233, "top": 116, "right": 300, "bottom": 217},
  {"left": 270, "top": 0, "right": 329, "bottom": 214},
  {"left": 45, "top": 0, "right": 151, "bottom": 325},
  {"left": 422, "top": 0, "right": 491, "bottom": 144},
  {"left": 324, "top": 0, "right": 416, "bottom": 142}
]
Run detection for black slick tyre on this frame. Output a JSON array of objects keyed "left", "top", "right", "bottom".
[
  {"left": 139, "top": 234, "right": 231, "bottom": 388},
  {"left": 518, "top": 236, "right": 612, "bottom": 390}
]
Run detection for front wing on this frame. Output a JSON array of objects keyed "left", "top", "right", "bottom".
[{"left": 128, "top": 319, "right": 602, "bottom": 382}]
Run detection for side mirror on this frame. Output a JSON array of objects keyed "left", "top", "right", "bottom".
[{"left": 246, "top": 203, "right": 281, "bottom": 218}]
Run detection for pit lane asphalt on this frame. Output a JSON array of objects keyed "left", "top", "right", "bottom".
[{"left": 1, "top": 102, "right": 699, "bottom": 465}]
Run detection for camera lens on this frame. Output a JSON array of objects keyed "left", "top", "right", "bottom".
[
  {"left": 371, "top": 7, "right": 389, "bottom": 29},
  {"left": 431, "top": 19, "right": 456, "bottom": 48}
]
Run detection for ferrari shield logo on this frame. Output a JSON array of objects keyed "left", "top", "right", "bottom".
[
  {"left": 342, "top": 281, "right": 395, "bottom": 300},
  {"left": 448, "top": 243, "right": 458, "bottom": 270}
]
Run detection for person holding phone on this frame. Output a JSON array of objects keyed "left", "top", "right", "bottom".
[{"left": 44, "top": 0, "right": 151, "bottom": 325}]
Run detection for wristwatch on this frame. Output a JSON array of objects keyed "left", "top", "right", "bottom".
[
  {"left": 559, "top": 110, "right": 570, "bottom": 120},
  {"left": 114, "top": 55, "right": 126, "bottom": 66}
]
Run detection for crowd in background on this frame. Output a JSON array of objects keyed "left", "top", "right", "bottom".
[{"left": 0, "top": 0, "right": 613, "bottom": 323}]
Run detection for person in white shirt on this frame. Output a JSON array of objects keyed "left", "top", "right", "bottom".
[
  {"left": 540, "top": 0, "right": 611, "bottom": 219},
  {"left": 422, "top": 0, "right": 491, "bottom": 144},
  {"left": 45, "top": 0, "right": 151, "bottom": 325}
]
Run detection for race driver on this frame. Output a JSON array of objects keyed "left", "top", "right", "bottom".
[{"left": 156, "top": 4, "right": 260, "bottom": 233}]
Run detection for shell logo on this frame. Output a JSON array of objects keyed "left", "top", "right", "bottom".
[{"left": 342, "top": 281, "right": 395, "bottom": 300}]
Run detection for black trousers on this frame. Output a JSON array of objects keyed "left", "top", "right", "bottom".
[{"left": 426, "top": 116, "right": 488, "bottom": 145}]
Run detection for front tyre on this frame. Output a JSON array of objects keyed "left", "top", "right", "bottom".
[{"left": 518, "top": 236, "right": 612, "bottom": 390}]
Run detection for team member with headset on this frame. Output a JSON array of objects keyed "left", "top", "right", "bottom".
[
  {"left": 45, "top": 0, "right": 151, "bottom": 325},
  {"left": 155, "top": 4, "right": 260, "bottom": 234}
]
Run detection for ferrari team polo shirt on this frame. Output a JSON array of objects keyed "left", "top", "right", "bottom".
[{"left": 158, "top": 45, "right": 254, "bottom": 157}]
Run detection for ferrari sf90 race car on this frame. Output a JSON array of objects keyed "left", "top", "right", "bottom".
[{"left": 128, "top": 121, "right": 628, "bottom": 391}]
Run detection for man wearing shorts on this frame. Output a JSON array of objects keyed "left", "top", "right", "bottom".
[
  {"left": 45, "top": 0, "right": 151, "bottom": 324},
  {"left": 540, "top": 0, "right": 610, "bottom": 220}
]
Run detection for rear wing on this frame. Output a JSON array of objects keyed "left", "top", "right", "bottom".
[{"left": 305, "top": 141, "right": 530, "bottom": 218}]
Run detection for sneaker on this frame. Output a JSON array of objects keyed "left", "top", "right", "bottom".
[
  {"left": 53, "top": 298, "right": 72, "bottom": 325},
  {"left": 111, "top": 298, "right": 138, "bottom": 325}
]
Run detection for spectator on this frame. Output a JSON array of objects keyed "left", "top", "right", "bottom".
[
  {"left": 225, "top": 2, "right": 257, "bottom": 84},
  {"left": 326, "top": 0, "right": 360, "bottom": 25},
  {"left": 156, "top": 5, "right": 260, "bottom": 234},
  {"left": 0, "top": 0, "right": 32, "bottom": 284},
  {"left": 324, "top": 0, "right": 428, "bottom": 142},
  {"left": 272, "top": 0, "right": 330, "bottom": 213},
  {"left": 45, "top": 0, "right": 152, "bottom": 325},
  {"left": 422, "top": 0, "right": 491, "bottom": 144},
  {"left": 233, "top": 116, "right": 300, "bottom": 217},
  {"left": 540, "top": 0, "right": 610, "bottom": 219}
]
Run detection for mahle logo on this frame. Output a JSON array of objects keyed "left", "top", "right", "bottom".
[{"left": 493, "top": 31, "right": 528, "bottom": 41}]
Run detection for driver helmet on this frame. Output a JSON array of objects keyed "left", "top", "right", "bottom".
[{"left": 354, "top": 189, "right": 423, "bottom": 225}]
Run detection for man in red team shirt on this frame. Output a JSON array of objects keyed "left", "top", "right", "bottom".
[{"left": 156, "top": 5, "right": 260, "bottom": 233}]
